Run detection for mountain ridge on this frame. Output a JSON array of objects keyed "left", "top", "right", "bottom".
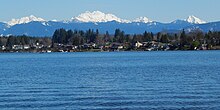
[
  {"left": 7, "top": 15, "right": 45, "bottom": 26},
  {"left": 0, "top": 11, "right": 219, "bottom": 37},
  {"left": 4, "top": 11, "right": 207, "bottom": 25}
]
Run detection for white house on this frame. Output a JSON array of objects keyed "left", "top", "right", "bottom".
[{"left": 135, "top": 41, "right": 143, "bottom": 48}]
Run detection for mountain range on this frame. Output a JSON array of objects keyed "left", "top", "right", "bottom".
[{"left": 0, "top": 11, "right": 220, "bottom": 37}]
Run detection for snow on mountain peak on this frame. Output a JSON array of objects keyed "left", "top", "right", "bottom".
[
  {"left": 7, "top": 15, "right": 45, "bottom": 26},
  {"left": 133, "top": 17, "right": 152, "bottom": 23},
  {"left": 72, "top": 11, "right": 130, "bottom": 23},
  {"left": 185, "top": 15, "right": 206, "bottom": 24}
]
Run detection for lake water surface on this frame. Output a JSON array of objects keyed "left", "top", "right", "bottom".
[{"left": 0, "top": 51, "right": 220, "bottom": 110}]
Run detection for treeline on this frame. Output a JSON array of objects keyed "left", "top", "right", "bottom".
[
  {"left": 52, "top": 28, "right": 220, "bottom": 50},
  {"left": 0, "top": 35, "right": 51, "bottom": 49},
  {"left": 1, "top": 28, "right": 220, "bottom": 51},
  {"left": 52, "top": 28, "right": 158, "bottom": 45}
]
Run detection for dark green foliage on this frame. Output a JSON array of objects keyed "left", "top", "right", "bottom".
[
  {"left": 4, "top": 35, "right": 51, "bottom": 49},
  {"left": 6, "top": 35, "right": 30, "bottom": 47},
  {"left": 52, "top": 28, "right": 67, "bottom": 44},
  {"left": 103, "top": 31, "right": 111, "bottom": 42},
  {"left": 2, "top": 28, "right": 220, "bottom": 51},
  {"left": 114, "top": 29, "right": 125, "bottom": 43},
  {"left": 143, "top": 31, "right": 153, "bottom": 42},
  {"left": 180, "top": 29, "right": 187, "bottom": 46},
  {"left": 160, "top": 34, "right": 169, "bottom": 43}
]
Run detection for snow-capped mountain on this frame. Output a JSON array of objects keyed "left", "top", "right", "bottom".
[
  {"left": 185, "top": 15, "right": 206, "bottom": 24},
  {"left": 133, "top": 17, "right": 152, "bottom": 23},
  {"left": 7, "top": 15, "right": 45, "bottom": 26},
  {"left": 71, "top": 11, "right": 130, "bottom": 23},
  {"left": 0, "top": 11, "right": 219, "bottom": 36}
]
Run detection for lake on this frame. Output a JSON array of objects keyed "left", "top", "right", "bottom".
[{"left": 0, "top": 51, "right": 220, "bottom": 110}]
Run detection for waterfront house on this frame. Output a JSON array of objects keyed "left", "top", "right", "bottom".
[
  {"left": 23, "top": 45, "right": 30, "bottom": 49},
  {"left": 111, "top": 43, "right": 124, "bottom": 50},
  {"left": 1, "top": 46, "right": 6, "bottom": 50},
  {"left": 201, "top": 44, "right": 208, "bottom": 50},
  {"left": 135, "top": 41, "right": 143, "bottom": 48},
  {"left": 12, "top": 45, "right": 23, "bottom": 50}
]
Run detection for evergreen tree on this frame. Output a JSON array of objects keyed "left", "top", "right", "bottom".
[
  {"left": 67, "top": 30, "right": 74, "bottom": 44},
  {"left": 180, "top": 29, "right": 187, "bottom": 46},
  {"left": 160, "top": 34, "right": 169, "bottom": 43},
  {"left": 157, "top": 32, "right": 161, "bottom": 42},
  {"left": 104, "top": 31, "right": 111, "bottom": 43},
  {"left": 118, "top": 31, "right": 125, "bottom": 43},
  {"left": 0, "top": 38, "right": 3, "bottom": 46},
  {"left": 114, "top": 29, "right": 121, "bottom": 42},
  {"left": 114, "top": 29, "right": 125, "bottom": 43},
  {"left": 143, "top": 31, "right": 153, "bottom": 42},
  {"left": 52, "top": 29, "right": 60, "bottom": 45},
  {"left": 6, "top": 36, "right": 15, "bottom": 48}
]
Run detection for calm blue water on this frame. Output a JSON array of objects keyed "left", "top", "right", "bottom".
[{"left": 0, "top": 51, "right": 220, "bottom": 110}]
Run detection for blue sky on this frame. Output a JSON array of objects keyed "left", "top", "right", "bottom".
[{"left": 0, "top": 0, "right": 219, "bottom": 22}]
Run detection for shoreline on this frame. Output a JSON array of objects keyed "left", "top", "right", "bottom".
[{"left": 0, "top": 49, "right": 219, "bottom": 54}]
